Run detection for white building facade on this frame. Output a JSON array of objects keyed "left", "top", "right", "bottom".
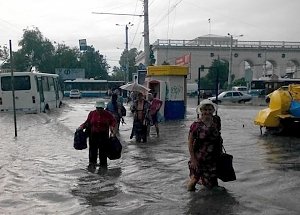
[{"left": 136, "top": 35, "right": 300, "bottom": 83}]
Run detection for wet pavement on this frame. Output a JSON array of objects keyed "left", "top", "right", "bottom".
[{"left": 0, "top": 98, "right": 300, "bottom": 214}]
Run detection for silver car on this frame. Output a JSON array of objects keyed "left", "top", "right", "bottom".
[
  {"left": 208, "top": 90, "right": 252, "bottom": 104},
  {"left": 69, "top": 89, "right": 81, "bottom": 99}
]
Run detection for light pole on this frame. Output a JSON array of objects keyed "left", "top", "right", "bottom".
[
  {"left": 116, "top": 22, "right": 133, "bottom": 83},
  {"left": 227, "top": 33, "right": 243, "bottom": 88}
]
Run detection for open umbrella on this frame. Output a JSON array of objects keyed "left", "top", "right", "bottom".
[{"left": 119, "top": 82, "right": 151, "bottom": 93}]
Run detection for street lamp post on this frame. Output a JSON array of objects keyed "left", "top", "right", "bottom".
[
  {"left": 227, "top": 33, "right": 243, "bottom": 88},
  {"left": 116, "top": 22, "right": 133, "bottom": 83}
]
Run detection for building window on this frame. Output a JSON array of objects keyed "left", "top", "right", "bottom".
[
  {"left": 210, "top": 53, "right": 214, "bottom": 57},
  {"left": 258, "top": 53, "right": 262, "bottom": 58},
  {"left": 282, "top": 53, "right": 286, "bottom": 58}
]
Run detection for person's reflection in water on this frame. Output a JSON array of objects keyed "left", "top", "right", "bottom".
[
  {"left": 186, "top": 189, "right": 240, "bottom": 214},
  {"left": 71, "top": 167, "right": 122, "bottom": 207}
]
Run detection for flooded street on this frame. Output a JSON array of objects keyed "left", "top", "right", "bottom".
[{"left": 0, "top": 98, "right": 300, "bottom": 215}]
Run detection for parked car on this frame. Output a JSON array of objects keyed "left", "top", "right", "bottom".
[
  {"left": 69, "top": 89, "right": 81, "bottom": 99},
  {"left": 208, "top": 90, "right": 252, "bottom": 104},
  {"left": 187, "top": 83, "right": 198, "bottom": 97}
]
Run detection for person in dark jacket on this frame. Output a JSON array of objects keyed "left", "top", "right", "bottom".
[
  {"left": 106, "top": 93, "right": 122, "bottom": 132},
  {"left": 78, "top": 100, "right": 116, "bottom": 168}
]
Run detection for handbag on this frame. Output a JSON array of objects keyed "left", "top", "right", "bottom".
[
  {"left": 107, "top": 136, "right": 122, "bottom": 160},
  {"left": 216, "top": 146, "right": 236, "bottom": 182},
  {"left": 121, "top": 105, "right": 126, "bottom": 116},
  {"left": 73, "top": 129, "right": 88, "bottom": 150}
]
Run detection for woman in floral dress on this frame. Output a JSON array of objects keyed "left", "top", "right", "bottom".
[{"left": 187, "top": 99, "right": 223, "bottom": 191}]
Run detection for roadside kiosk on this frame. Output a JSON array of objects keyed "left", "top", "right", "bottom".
[{"left": 145, "top": 65, "right": 189, "bottom": 120}]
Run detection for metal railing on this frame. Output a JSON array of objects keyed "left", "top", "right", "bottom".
[{"left": 153, "top": 39, "right": 300, "bottom": 49}]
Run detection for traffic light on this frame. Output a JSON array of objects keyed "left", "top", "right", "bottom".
[
  {"left": 200, "top": 65, "right": 205, "bottom": 71},
  {"left": 149, "top": 45, "right": 156, "bottom": 65}
]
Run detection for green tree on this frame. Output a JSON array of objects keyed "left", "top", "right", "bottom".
[
  {"left": 17, "top": 27, "right": 55, "bottom": 73},
  {"left": 13, "top": 51, "right": 31, "bottom": 71},
  {"left": 0, "top": 45, "right": 9, "bottom": 68},
  {"left": 232, "top": 78, "right": 247, "bottom": 87},
  {"left": 196, "top": 60, "right": 229, "bottom": 90},
  {"left": 110, "top": 66, "right": 125, "bottom": 81},
  {"left": 199, "top": 59, "right": 229, "bottom": 90},
  {"left": 79, "top": 47, "right": 109, "bottom": 79},
  {"left": 9, "top": 27, "right": 109, "bottom": 78},
  {"left": 53, "top": 43, "right": 80, "bottom": 68},
  {"left": 119, "top": 48, "right": 139, "bottom": 82}
]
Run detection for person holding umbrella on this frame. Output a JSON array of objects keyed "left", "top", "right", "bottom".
[{"left": 130, "top": 92, "right": 151, "bottom": 142}]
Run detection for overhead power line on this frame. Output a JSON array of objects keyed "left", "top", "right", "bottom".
[{"left": 92, "top": 12, "right": 143, "bottom": 17}]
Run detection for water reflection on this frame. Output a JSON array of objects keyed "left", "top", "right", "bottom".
[
  {"left": 71, "top": 167, "right": 122, "bottom": 207},
  {"left": 186, "top": 189, "right": 240, "bottom": 215},
  {"left": 257, "top": 135, "right": 300, "bottom": 171}
]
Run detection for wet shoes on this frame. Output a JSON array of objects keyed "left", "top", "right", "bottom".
[
  {"left": 187, "top": 181, "right": 196, "bottom": 191},
  {"left": 211, "top": 185, "right": 226, "bottom": 191},
  {"left": 87, "top": 163, "right": 96, "bottom": 173}
]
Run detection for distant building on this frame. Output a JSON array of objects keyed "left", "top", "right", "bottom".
[{"left": 136, "top": 35, "right": 300, "bottom": 83}]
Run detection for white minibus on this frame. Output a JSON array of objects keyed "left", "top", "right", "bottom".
[{"left": 0, "top": 71, "right": 63, "bottom": 113}]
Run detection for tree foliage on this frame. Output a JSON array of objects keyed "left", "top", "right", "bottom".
[
  {"left": 118, "top": 48, "right": 139, "bottom": 82},
  {"left": 0, "top": 45, "right": 10, "bottom": 68},
  {"left": 79, "top": 48, "right": 109, "bottom": 80},
  {"left": 17, "top": 27, "right": 55, "bottom": 72},
  {"left": 0, "top": 27, "right": 110, "bottom": 79},
  {"left": 53, "top": 44, "right": 80, "bottom": 69},
  {"left": 232, "top": 78, "right": 247, "bottom": 87},
  {"left": 110, "top": 66, "right": 125, "bottom": 81},
  {"left": 199, "top": 59, "right": 229, "bottom": 90}
]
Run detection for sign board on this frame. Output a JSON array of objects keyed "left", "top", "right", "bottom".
[
  {"left": 0, "top": 69, "right": 16, "bottom": 73},
  {"left": 79, "top": 39, "right": 87, "bottom": 51},
  {"left": 175, "top": 54, "right": 191, "bottom": 66},
  {"left": 137, "top": 70, "right": 147, "bottom": 85},
  {"left": 132, "top": 73, "right": 138, "bottom": 83},
  {"left": 55, "top": 68, "right": 85, "bottom": 80}
]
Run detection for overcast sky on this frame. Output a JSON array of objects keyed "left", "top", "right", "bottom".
[{"left": 1, "top": 0, "right": 299, "bottom": 70}]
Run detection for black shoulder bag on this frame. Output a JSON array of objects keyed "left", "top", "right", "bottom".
[{"left": 216, "top": 145, "right": 236, "bottom": 182}]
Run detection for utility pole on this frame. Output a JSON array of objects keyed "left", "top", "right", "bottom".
[
  {"left": 9, "top": 40, "right": 17, "bottom": 137},
  {"left": 92, "top": 0, "right": 150, "bottom": 67},
  {"left": 144, "top": 0, "right": 150, "bottom": 67},
  {"left": 116, "top": 22, "right": 133, "bottom": 83},
  {"left": 227, "top": 33, "right": 243, "bottom": 88},
  {"left": 228, "top": 34, "right": 233, "bottom": 87},
  {"left": 125, "top": 24, "right": 129, "bottom": 83}
]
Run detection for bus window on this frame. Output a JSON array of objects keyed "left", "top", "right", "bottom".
[
  {"left": 1, "top": 76, "right": 31, "bottom": 91},
  {"left": 48, "top": 77, "right": 55, "bottom": 91},
  {"left": 42, "top": 76, "right": 50, "bottom": 91}
]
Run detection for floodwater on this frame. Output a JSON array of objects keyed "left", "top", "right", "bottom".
[{"left": 0, "top": 98, "right": 300, "bottom": 215}]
